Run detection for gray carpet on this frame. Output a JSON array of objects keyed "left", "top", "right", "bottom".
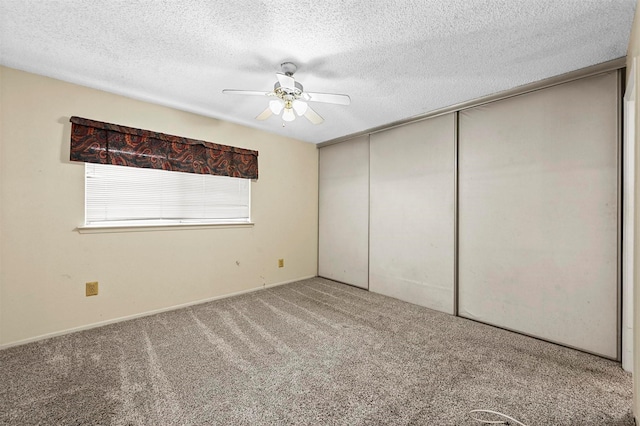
[{"left": 0, "top": 277, "right": 633, "bottom": 425}]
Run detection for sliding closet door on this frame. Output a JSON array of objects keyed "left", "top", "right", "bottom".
[
  {"left": 318, "top": 136, "right": 369, "bottom": 288},
  {"left": 458, "top": 72, "right": 619, "bottom": 358},
  {"left": 369, "top": 114, "right": 455, "bottom": 314}
]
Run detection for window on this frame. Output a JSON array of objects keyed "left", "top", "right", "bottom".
[{"left": 84, "top": 163, "right": 251, "bottom": 227}]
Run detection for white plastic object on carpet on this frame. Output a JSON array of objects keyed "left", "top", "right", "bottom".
[{"left": 469, "top": 409, "right": 528, "bottom": 425}]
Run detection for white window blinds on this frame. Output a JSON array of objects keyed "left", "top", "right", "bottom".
[{"left": 85, "top": 163, "right": 251, "bottom": 226}]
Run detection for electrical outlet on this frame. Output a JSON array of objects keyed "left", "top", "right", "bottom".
[
  {"left": 86, "top": 282, "right": 99, "bottom": 296},
  {"left": 278, "top": 259, "right": 284, "bottom": 268}
]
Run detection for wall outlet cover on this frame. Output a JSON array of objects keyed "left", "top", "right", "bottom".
[{"left": 86, "top": 282, "right": 99, "bottom": 296}]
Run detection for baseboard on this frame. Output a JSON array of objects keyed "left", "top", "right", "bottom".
[{"left": 0, "top": 275, "right": 317, "bottom": 350}]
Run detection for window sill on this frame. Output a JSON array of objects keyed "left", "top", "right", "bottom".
[{"left": 76, "top": 222, "right": 255, "bottom": 234}]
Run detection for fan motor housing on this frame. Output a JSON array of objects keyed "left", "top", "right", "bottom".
[{"left": 274, "top": 81, "right": 303, "bottom": 100}]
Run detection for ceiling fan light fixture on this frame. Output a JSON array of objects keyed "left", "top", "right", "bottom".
[
  {"left": 222, "top": 62, "right": 349, "bottom": 125},
  {"left": 292, "top": 100, "right": 308, "bottom": 116},
  {"left": 269, "top": 99, "right": 284, "bottom": 115},
  {"left": 282, "top": 108, "right": 296, "bottom": 122}
]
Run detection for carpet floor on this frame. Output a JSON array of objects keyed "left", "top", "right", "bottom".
[{"left": 0, "top": 277, "right": 633, "bottom": 425}]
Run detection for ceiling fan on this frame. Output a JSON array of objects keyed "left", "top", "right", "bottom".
[{"left": 222, "top": 62, "right": 350, "bottom": 125}]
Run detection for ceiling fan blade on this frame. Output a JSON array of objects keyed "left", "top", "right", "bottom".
[
  {"left": 305, "top": 92, "right": 351, "bottom": 105},
  {"left": 276, "top": 73, "right": 296, "bottom": 90},
  {"left": 222, "top": 89, "right": 272, "bottom": 97},
  {"left": 303, "top": 105, "right": 324, "bottom": 125},
  {"left": 255, "top": 107, "right": 273, "bottom": 121}
]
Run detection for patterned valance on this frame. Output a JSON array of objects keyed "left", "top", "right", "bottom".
[{"left": 69, "top": 117, "right": 258, "bottom": 179}]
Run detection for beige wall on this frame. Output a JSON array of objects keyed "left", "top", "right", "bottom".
[
  {"left": 628, "top": 7, "right": 639, "bottom": 74},
  {"left": 629, "top": 2, "right": 640, "bottom": 419},
  {"left": 0, "top": 66, "right": 318, "bottom": 347}
]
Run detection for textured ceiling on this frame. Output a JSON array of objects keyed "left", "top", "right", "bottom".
[{"left": 0, "top": 1, "right": 636, "bottom": 144}]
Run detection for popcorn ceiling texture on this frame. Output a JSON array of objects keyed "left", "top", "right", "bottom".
[
  {"left": 0, "top": 278, "right": 633, "bottom": 425},
  {"left": 0, "top": 0, "right": 636, "bottom": 143}
]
